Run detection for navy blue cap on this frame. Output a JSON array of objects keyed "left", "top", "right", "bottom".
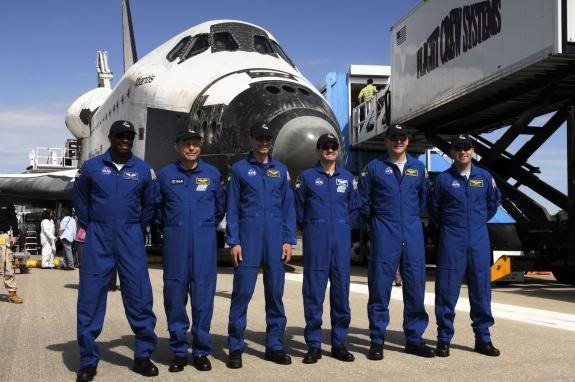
[
  {"left": 316, "top": 133, "right": 339, "bottom": 148},
  {"left": 176, "top": 128, "right": 202, "bottom": 142},
  {"left": 385, "top": 124, "right": 407, "bottom": 138},
  {"left": 450, "top": 134, "right": 474, "bottom": 148},
  {"left": 250, "top": 121, "right": 273, "bottom": 138},
  {"left": 109, "top": 120, "right": 135, "bottom": 135}
]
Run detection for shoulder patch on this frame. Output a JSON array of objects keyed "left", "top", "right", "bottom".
[
  {"left": 150, "top": 169, "right": 157, "bottom": 180},
  {"left": 295, "top": 176, "right": 302, "bottom": 189}
]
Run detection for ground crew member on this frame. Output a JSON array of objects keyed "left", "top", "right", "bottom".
[
  {"left": 157, "top": 128, "right": 225, "bottom": 373},
  {"left": 357, "top": 79, "right": 378, "bottom": 103},
  {"left": 0, "top": 195, "right": 23, "bottom": 304},
  {"left": 294, "top": 133, "right": 357, "bottom": 364},
  {"left": 430, "top": 135, "right": 501, "bottom": 358},
  {"left": 74, "top": 120, "right": 158, "bottom": 382},
  {"left": 358, "top": 124, "right": 435, "bottom": 360},
  {"left": 226, "top": 121, "right": 297, "bottom": 369}
]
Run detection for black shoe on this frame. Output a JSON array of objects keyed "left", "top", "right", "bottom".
[
  {"left": 367, "top": 342, "right": 384, "bottom": 360},
  {"left": 193, "top": 355, "right": 212, "bottom": 371},
  {"left": 76, "top": 365, "right": 97, "bottom": 382},
  {"left": 436, "top": 341, "right": 450, "bottom": 357},
  {"left": 405, "top": 342, "right": 436, "bottom": 358},
  {"left": 475, "top": 342, "right": 500, "bottom": 357},
  {"left": 302, "top": 347, "right": 322, "bottom": 364},
  {"left": 168, "top": 356, "right": 187, "bottom": 373},
  {"left": 264, "top": 350, "right": 292, "bottom": 365},
  {"left": 227, "top": 350, "right": 242, "bottom": 369},
  {"left": 331, "top": 345, "right": 355, "bottom": 362},
  {"left": 132, "top": 357, "right": 159, "bottom": 377}
]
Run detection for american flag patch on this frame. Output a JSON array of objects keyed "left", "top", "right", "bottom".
[{"left": 396, "top": 26, "right": 407, "bottom": 46}]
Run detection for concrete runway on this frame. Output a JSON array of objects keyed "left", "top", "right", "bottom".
[{"left": 1, "top": 257, "right": 574, "bottom": 382}]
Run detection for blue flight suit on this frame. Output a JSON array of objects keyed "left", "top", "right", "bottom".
[
  {"left": 226, "top": 154, "right": 297, "bottom": 352},
  {"left": 73, "top": 150, "right": 157, "bottom": 368},
  {"left": 157, "top": 160, "right": 225, "bottom": 357},
  {"left": 294, "top": 165, "right": 357, "bottom": 349},
  {"left": 358, "top": 154, "right": 429, "bottom": 346},
  {"left": 430, "top": 164, "right": 500, "bottom": 344}
]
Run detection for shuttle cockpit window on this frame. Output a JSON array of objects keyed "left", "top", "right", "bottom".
[
  {"left": 166, "top": 36, "right": 191, "bottom": 62},
  {"left": 271, "top": 41, "right": 295, "bottom": 67},
  {"left": 213, "top": 32, "right": 239, "bottom": 52},
  {"left": 181, "top": 34, "right": 210, "bottom": 61},
  {"left": 254, "top": 35, "right": 274, "bottom": 55}
]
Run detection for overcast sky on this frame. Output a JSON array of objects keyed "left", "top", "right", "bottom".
[{"left": 0, "top": 0, "right": 567, "bottom": 213}]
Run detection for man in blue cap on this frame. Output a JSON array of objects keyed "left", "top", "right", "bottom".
[
  {"left": 226, "top": 121, "right": 297, "bottom": 369},
  {"left": 430, "top": 134, "right": 501, "bottom": 358},
  {"left": 358, "top": 124, "right": 435, "bottom": 360},
  {"left": 157, "top": 128, "right": 225, "bottom": 373},
  {"left": 294, "top": 133, "right": 357, "bottom": 364},
  {"left": 74, "top": 120, "right": 158, "bottom": 381}
]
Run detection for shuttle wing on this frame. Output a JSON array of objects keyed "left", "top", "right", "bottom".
[{"left": 0, "top": 170, "right": 76, "bottom": 204}]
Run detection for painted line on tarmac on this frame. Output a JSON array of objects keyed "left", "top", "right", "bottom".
[{"left": 284, "top": 272, "right": 575, "bottom": 333}]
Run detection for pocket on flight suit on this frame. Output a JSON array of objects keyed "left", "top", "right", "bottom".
[
  {"left": 302, "top": 220, "right": 328, "bottom": 270},
  {"left": 436, "top": 266, "right": 460, "bottom": 298}
]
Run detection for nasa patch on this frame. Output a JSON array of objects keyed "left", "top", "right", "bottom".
[
  {"left": 248, "top": 168, "right": 257, "bottom": 177},
  {"left": 452, "top": 180, "right": 461, "bottom": 188},
  {"left": 170, "top": 179, "right": 184, "bottom": 185},
  {"left": 385, "top": 167, "right": 393, "bottom": 175},
  {"left": 315, "top": 178, "right": 324, "bottom": 186},
  {"left": 101, "top": 167, "right": 112, "bottom": 175}
]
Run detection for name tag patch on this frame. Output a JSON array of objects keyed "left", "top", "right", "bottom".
[
  {"left": 170, "top": 179, "right": 184, "bottom": 185},
  {"left": 196, "top": 177, "right": 210, "bottom": 191},
  {"left": 336, "top": 178, "right": 348, "bottom": 193},
  {"left": 469, "top": 179, "right": 484, "bottom": 187},
  {"left": 266, "top": 169, "right": 280, "bottom": 178},
  {"left": 405, "top": 168, "right": 418, "bottom": 177},
  {"left": 123, "top": 171, "right": 139, "bottom": 181}
]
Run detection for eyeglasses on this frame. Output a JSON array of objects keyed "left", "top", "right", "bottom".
[
  {"left": 389, "top": 135, "right": 407, "bottom": 142},
  {"left": 453, "top": 144, "right": 472, "bottom": 152},
  {"left": 321, "top": 144, "right": 339, "bottom": 151}
]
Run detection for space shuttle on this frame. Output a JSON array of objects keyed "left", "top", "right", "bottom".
[
  {"left": 67, "top": 0, "right": 339, "bottom": 178},
  {"left": 0, "top": 0, "right": 340, "bottom": 204}
]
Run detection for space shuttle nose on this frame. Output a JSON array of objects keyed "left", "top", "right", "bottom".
[{"left": 272, "top": 115, "right": 340, "bottom": 178}]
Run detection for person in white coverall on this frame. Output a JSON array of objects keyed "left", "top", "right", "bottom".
[{"left": 40, "top": 209, "right": 56, "bottom": 269}]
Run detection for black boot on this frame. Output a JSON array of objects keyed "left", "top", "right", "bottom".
[
  {"left": 168, "top": 356, "right": 187, "bottom": 373},
  {"left": 331, "top": 345, "right": 355, "bottom": 362},
  {"left": 475, "top": 342, "right": 500, "bottom": 357},
  {"left": 367, "top": 342, "right": 384, "bottom": 360},
  {"left": 302, "top": 347, "right": 322, "bottom": 364},
  {"left": 227, "top": 350, "right": 243, "bottom": 369},
  {"left": 132, "top": 357, "right": 159, "bottom": 377},
  {"left": 193, "top": 355, "right": 212, "bottom": 371},
  {"left": 76, "top": 365, "right": 97, "bottom": 382}
]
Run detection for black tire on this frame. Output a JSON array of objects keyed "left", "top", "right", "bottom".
[{"left": 552, "top": 269, "right": 575, "bottom": 285}]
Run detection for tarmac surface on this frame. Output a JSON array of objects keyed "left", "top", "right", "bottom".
[{"left": 1, "top": 252, "right": 574, "bottom": 382}]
